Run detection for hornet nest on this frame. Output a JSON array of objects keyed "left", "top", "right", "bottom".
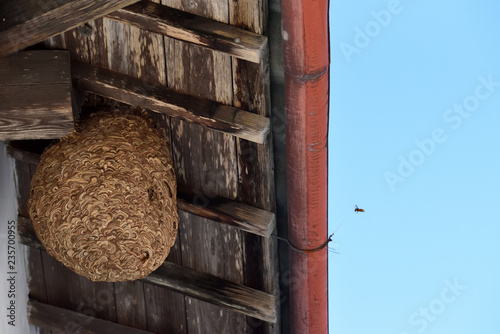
[{"left": 28, "top": 110, "right": 178, "bottom": 281}]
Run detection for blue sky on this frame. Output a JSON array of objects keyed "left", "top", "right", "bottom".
[{"left": 328, "top": 1, "right": 500, "bottom": 333}]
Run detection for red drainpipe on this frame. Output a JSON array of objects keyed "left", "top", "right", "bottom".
[{"left": 281, "top": 0, "right": 329, "bottom": 332}]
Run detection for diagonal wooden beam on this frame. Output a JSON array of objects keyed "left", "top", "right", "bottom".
[
  {"left": 28, "top": 299, "right": 155, "bottom": 333},
  {"left": 71, "top": 61, "right": 270, "bottom": 144},
  {"left": 18, "top": 217, "right": 276, "bottom": 323},
  {"left": 8, "top": 145, "right": 275, "bottom": 237},
  {"left": 144, "top": 261, "right": 276, "bottom": 323},
  {"left": 0, "top": 0, "right": 139, "bottom": 57},
  {"left": 177, "top": 192, "right": 275, "bottom": 238},
  {"left": 106, "top": 1, "right": 267, "bottom": 63}
]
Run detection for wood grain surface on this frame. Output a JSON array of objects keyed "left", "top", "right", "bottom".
[{"left": 0, "top": 51, "right": 74, "bottom": 140}]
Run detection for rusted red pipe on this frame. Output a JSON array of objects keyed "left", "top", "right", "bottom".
[{"left": 281, "top": 0, "right": 330, "bottom": 332}]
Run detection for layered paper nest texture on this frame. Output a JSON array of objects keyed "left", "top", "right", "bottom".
[{"left": 28, "top": 111, "right": 178, "bottom": 282}]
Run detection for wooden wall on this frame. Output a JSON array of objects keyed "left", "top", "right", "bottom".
[{"left": 14, "top": 0, "right": 280, "bottom": 333}]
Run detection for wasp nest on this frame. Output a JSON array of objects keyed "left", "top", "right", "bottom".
[{"left": 28, "top": 110, "right": 178, "bottom": 282}]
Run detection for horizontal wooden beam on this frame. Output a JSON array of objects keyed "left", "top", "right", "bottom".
[
  {"left": 0, "top": 51, "right": 74, "bottom": 140},
  {"left": 9, "top": 146, "right": 275, "bottom": 237},
  {"left": 71, "top": 61, "right": 270, "bottom": 144},
  {"left": 28, "top": 299, "right": 154, "bottom": 334},
  {"left": 0, "top": 0, "right": 139, "bottom": 57},
  {"left": 18, "top": 217, "right": 276, "bottom": 323},
  {"left": 106, "top": 1, "right": 267, "bottom": 63}
]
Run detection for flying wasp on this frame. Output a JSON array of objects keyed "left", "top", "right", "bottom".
[{"left": 354, "top": 205, "right": 365, "bottom": 213}]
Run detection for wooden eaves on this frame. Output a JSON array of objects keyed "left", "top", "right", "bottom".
[{"left": 1, "top": 0, "right": 285, "bottom": 333}]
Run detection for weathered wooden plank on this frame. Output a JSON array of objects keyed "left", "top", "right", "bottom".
[
  {"left": 0, "top": 86, "right": 73, "bottom": 140},
  {"left": 40, "top": 249, "right": 119, "bottom": 322},
  {"left": 25, "top": 247, "right": 47, "bottom": 301},
  {"left": 0, "top": 0, "right": 72, "bottom": 31},
  {"left": 8, "top": 146, "right": 275, "bottom": 237},
  {"left": 86, "top": 18, "right": 166, "bottom": 85},
  {"left": 177, "top": 211, "right": 248, "bottom": 332},
  {"left": 142, "top": 281, "right": 187, "bottom": 334},
  {"left": 0, "top": 0, "right": 140, "bottom": 57},
  {"left": 144, "top": 258, "right": 276, "bottom": 323},
  {"left": 17, "top": 216, "right": 276, "bottom": 323},
  {"left": 143, "top": 109, "right": 187, "bottom": 334},
  {"left": 0, "top": 51, "right": 74, "bottom": 140},
  {"left": 162, "top": 0, "right": 250, "bottom": 328},
  {"left": 142, "top": 231, "right": 187, "bottom": 334},
  {"left": 28, "top": 300, "right": 154, "bottom": 334},
  {"left": 14, "top": 160, "right": 53, "bottom": 334},
  {"left": 70, "top": 61, "right": 270, "bottom": 144},
  {"left": 0, "top": 53, "right": 70, "bottom": 85},
  {"left": 113, "top": 281, "right": 148, "bottom": 330},
  {"left": 26, "top": 253, "right": 55, "bottom": 334},
  {"left": 177, "top": 193, "right": 275, "bottom": 237},
  {"left": 230, "top": 0, "right": 280, "bottom": 332},
  {"left": 14, "top": 162, "right": 51, "bottom": 332},
  {"left": 106, "top": 1, "right": 267, "bottom": 63}
]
